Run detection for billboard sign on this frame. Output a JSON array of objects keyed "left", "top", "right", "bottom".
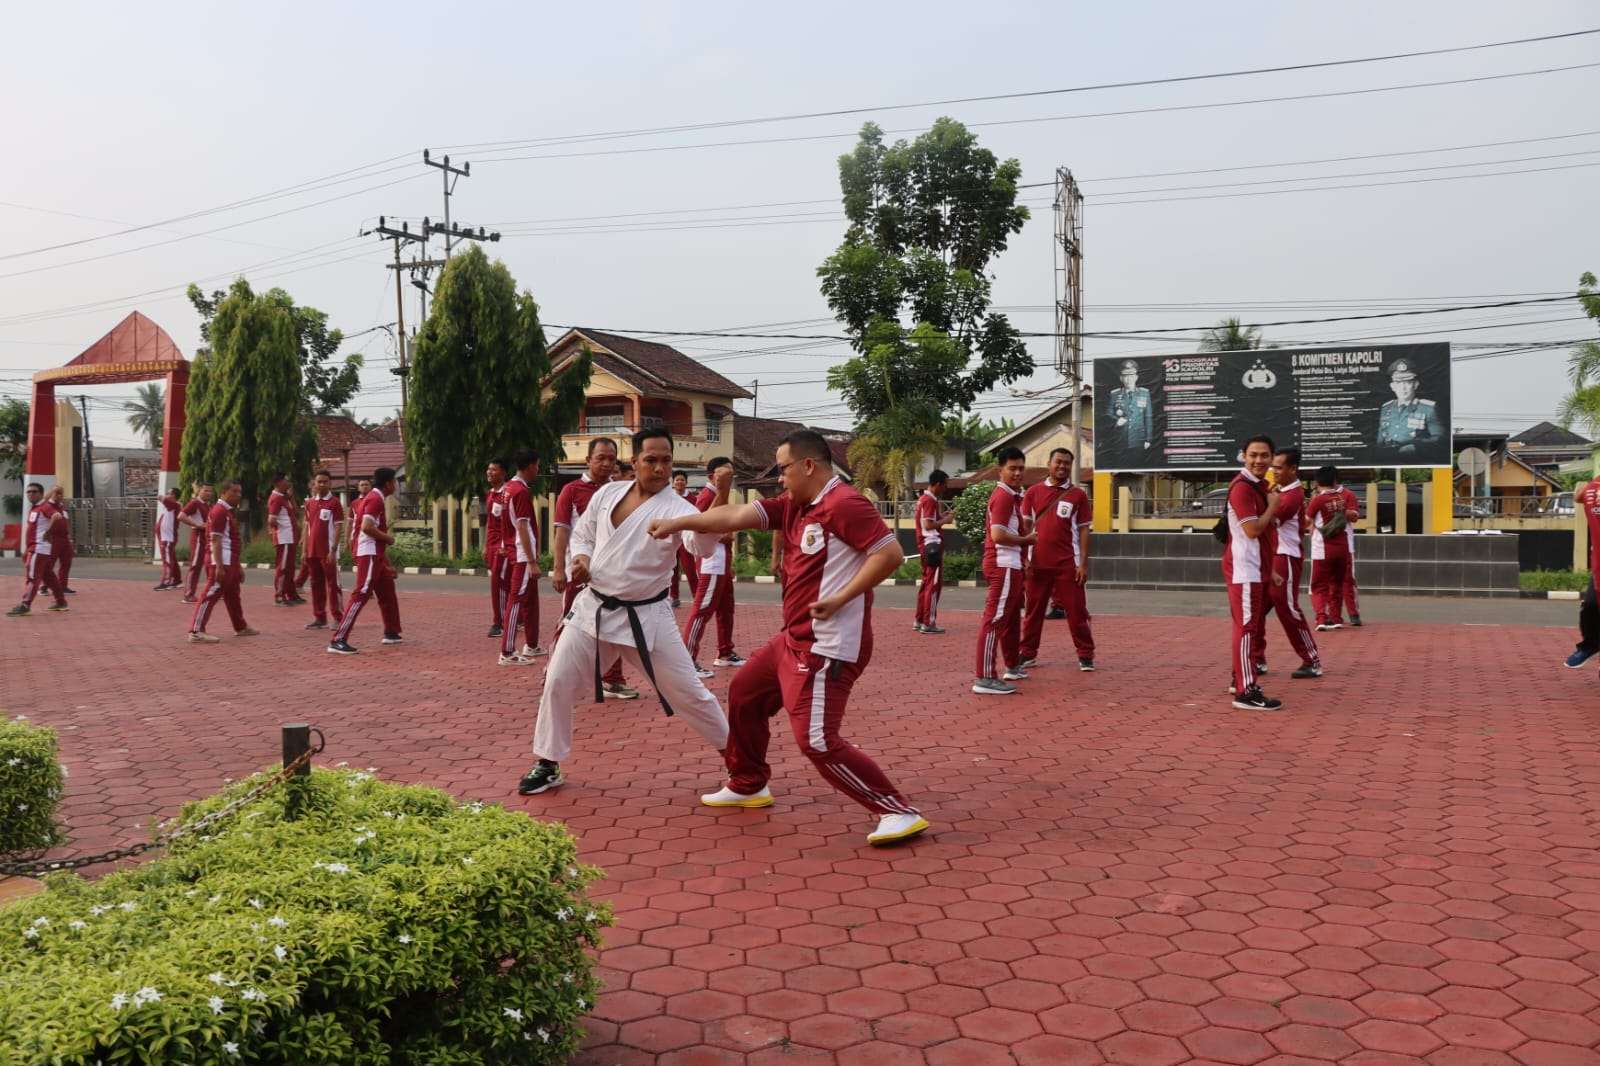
[{"left": 1093, "top": 342, "right": 1451, "bottom": 472}]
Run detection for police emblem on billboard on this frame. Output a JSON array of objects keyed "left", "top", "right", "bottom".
[{"left": 1242, "top": 361, "right": 1277, "bottom": 390}]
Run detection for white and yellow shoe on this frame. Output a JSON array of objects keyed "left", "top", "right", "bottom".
[
  {"left": 867, "top": 812, "right": 930, "bottom": 846},
  {"left": 700, "top": 785, "right": 774, "bottom": 808}
]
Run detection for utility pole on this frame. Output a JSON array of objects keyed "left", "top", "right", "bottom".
[
  {"left": 422, "top": 150, "right": 501, "bottom": 259},
  {"left": 373, "top": 217, "right": 431, "bottom": 429},
  {"left": 750, "top": 380, "right": 759, "bottom": 417},
  {"left": 1053, "top": 167, "right": 1085, "bottom": 483},
  {"left": 78, "top": 394, "right": 94, "bottom": 498}
]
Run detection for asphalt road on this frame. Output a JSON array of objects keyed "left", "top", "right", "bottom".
[{"left": 1, "top": 555, "right": 1575, "bottom": 627}]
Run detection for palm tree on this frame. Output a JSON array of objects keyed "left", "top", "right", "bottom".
[
  {"left": 1197, "top": 317, "right": 1265, "bottom": 353},
  {"left": 1558, "top": 273, "right": 1600, "bottom": 465},
  {"left": 123, "top": 382, "right": 165, "bottom": 450}
]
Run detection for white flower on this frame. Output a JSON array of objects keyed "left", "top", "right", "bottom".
[
  {"left": 461, "top": 857, "right": 475, "bottom": 866},
  {"left": 68, "top": 920, "right": 86, "bottom": 930},
  {"left": 538, "top": 1027, "right": 550, "bottom": 1043},
  {"left": 247, "top": 898, "right": 263, "bottom": 909},
  {"left": 208, "top": 996, "right": 225, "bottom": 1015},
  {"left": 22, "top": 928, "right": 38, "bottom": 940},
  {"left": 13, "top": 714, "right": 26, "bottom": 720},
  {"left": 131, "top": 986, "right": 161, "bottom": 1007},
  {"left": 109, "top": 993, "right": 129, "bottom": 1012},
  {"left": 503, "top": 1007, "right": 524, "bottom": 1022},
  {"left": 89, "top": 905, "right": 110, "bottom": 916},
  {"left": 251, "top": 1020, "right": 265, "bottom": 1035},
  {"left": 223, "top": 1041, "right": 239, "bottom": 1057},
  {"left": 566, "top": 866, "right": 579, "bottom": 879},
  {"left": 273, "top": 944, "right": 287, "bottom": 961},
  {"left": 577, "top": 999, "right": 587, "bottom": 1010},
  {"left": 208, "top": 894, "right": 222, "bottom": 904},
  {"left": 335, "top": 760, "right": 349, "bottom": 767},
  {"left": 397, "top": 934, "right": 413, "bottom": 945},
  {"left": 314, "top": 861, "right": 351, "bottom": 875},
  {"left": 16, "top": 802, "right": 28, "bottom": 812},
  {"left": 208, "top": 973, "right": 227, "bottom": 986},
  {"left": 5, "top": 757, "right": 20, "bottom": 766},
  {"left": 241, "top": 987, "right": 266, "bottom": 1003},
  {"left": 562, "top": 971, "right": 574, "bottom": 983},
  {"left": 267, "top": 915, "right": 287, "bottom": 928},
  {"left": 118, "top": 901, "right": 137, "bottom": 913},
  {"left": 585, "top": 910, "right": 598, "bottom": 922},
  {"left": 30, "top": 917, "right": 48, "bottom": 928}
]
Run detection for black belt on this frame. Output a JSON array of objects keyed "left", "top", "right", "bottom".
[{"left": 591, "top": 587, "right": 674, "bottom": 716}]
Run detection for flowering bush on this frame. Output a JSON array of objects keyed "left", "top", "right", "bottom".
[
  {"left": 0, "top": 718, "right": 63, "bottom": 855},
  {"left": 0, "top": 768, "right": 608, "bottom": 1064}
]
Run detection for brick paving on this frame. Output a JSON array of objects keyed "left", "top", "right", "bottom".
[{"left": 3, "top": 575, "right": 1599, "bottom": 1065}]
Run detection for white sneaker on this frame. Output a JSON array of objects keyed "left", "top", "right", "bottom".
[
  {"left": 519, "top": 644, "right": 547, "bottom": 658},
  {"left": 868, "top": 812, "right": 930, "bottom": 846},
  {"left": 602, "top": 682, "right": 640, "bottom": 700},
  {"left": 188, "top": 631, "right": 220, "bottom": 644},
  {"left": 499, "top": 653, "right": 536, "bottom": 667},
  {"left": 701, "top": 784, "right": 774, "bottom": 808},
  {"left": 693, "top": 663, "right": 715, "bottom": 679},
  {"left": 1002, "top": 668, "right": 1029, "bottom": 682},
  {"left": 713, "top": 653, "right": 747, "bottom": 667}
]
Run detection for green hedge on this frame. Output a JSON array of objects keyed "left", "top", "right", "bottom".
[
  {"left": 0, "top": 719, "right": 64, "bottom": 855},
  {"left": 0, "top": 769, "right": 607, "bottom": 1065},
  {"left": 1521, "top": 569, "right": 1592, "bottom": 593}
]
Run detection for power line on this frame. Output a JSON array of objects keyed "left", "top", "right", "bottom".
[{"left": 439, "top": 28, "right": 1600, "bottom": 155}]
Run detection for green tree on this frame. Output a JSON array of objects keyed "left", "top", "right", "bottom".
[
  {"left": 187, "top": 282, "right": 361, "bottom": 413},
  {"left": 848, "top": 401, "right": 946, "bottom": 504},
  {"left": 0, "top": 398, "right": 26, "bottom": 517},
  {"left": 820, "top": 119, "right": 1034, "bottom": 425},
  {"left": 1558, "top": 272, "right": 1600, "bottom": 463},
  {"left": 178, "top": 279, "right": 304, "bottom": 525},
  {"left": 122, "top": 382, "right": 166, "bottom": 450},
  {"left": 942, "top": 412, "right": 1016, "bottom": 469},
  {"left": 405, "top": 246, "right": 591, "bottom": 504},
  {"left": 1197, "top": 317, "right": 1266, "bottom": 353}
]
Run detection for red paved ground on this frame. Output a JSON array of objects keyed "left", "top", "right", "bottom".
[{"left": 4, "top": 576, "right": 1600, "bottom": 1065}]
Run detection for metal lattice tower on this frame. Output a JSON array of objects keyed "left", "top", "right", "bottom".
[{"left": 1053, "top": 167, "right": 1085, "bottom": 480}]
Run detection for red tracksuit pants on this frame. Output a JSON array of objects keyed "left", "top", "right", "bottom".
[
  {"left": 1254, "top": 555, "right": 1320, "bottom": 669},
  {"left": 556, "top": 580, "right": 623, "bottom": 684},
  {"left": 306, "top": 553, "right": 343, "bottom": 624},
  {"left": 159, "top": 540, "right": 180, "bottom": 586},
  {"left": 334, "top": 556, "right": 400, "bottom": 641},
  {"left": 915, "top": 544, "right": 943, "bottom": 628},
  {"left": 683, "top": 567, "right": 735, "bottom": 662},
  {"left": 974, "top": 565, "right": 1024, "bottom": 678},
  {"left": 1228, "top": 580, "right": 1266, "bottom": 695},
  {"left": 54, "top": 543, "right": 73, "bottom": 591},
  {"left": 21, "top": 551, "right": 65, "bottom": 608},
  {"left": 502, "top": 560, "right": 542, "bottom": 656},
  {"left": 274, "top": 541, "right": 299, "bottom": 600},
  {"left": 724, "top": 633, "right": 919, "bottom": 816},
  {"left": 1020, "top": 565, "right": 1095, "bottom": 662},
  {"left": 486, "top": 548, "right": 505, "bottom": 627},
  {"left": 1344, "top": 558, "right": 1362, "bottom": 619},
  {"left": 190, "top": 563, "right": 246, "bottom": 633},
  {"left": 185, "top": 534, "right": 210, "bottom": 598},
  {"left": 1309, "top": 554, "right": 1350, "bottom": 625}
]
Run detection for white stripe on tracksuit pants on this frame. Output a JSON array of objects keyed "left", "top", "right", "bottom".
[{"left": 805, "top": 664, "right": 916, "bottom": 817}]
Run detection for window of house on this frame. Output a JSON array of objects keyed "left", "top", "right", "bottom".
[
  {"left": 587, "top": 402, "right": 626, "bottom": 433},
  {"left": 705, "top": 416, "right": 722, "bottom": 442}
]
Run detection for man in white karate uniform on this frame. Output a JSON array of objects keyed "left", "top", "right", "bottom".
[{"left": 519, "top": 426, "right": 729, "bottom": 795}]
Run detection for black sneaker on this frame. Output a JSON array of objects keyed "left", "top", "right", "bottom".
[
  {"left": 1046, "top": 607, "right": 1066, "bottom": 620},
  {"left": 1232, "top": 687, "right": 1283, "bottom": 711},
  {"left": 1078, "top": 659, "right": 1095, "bottom": 672},
  {"left": 64, "top": 588, "right": 77, "bottom": 594},
  {"left": 487, "top": 624, "right": 503, "bottom": 638},
  {"left": 304, "top": 619, "right": 328, "bottom": 630},
  {"left": 1566, "top": 647, "right": 1599, "bottom": 669},
  {"left": 382, "top": 632, "right": 403, "bottom": 645},
  {"left": 327, "top": 640, "right": 359, "bottom": 655},
  {"left": 1254, "top": 663, "right": 1268, "bottom": 676},
  {"left": 518, "top": 761, "right": 563, "bottom": 795},
  {"left": 1348, "top": 615, "right": 1363, "bottom": 627},
  {"left": 6, "top": 604, "right": 28, "bottom": 617},
  {"left": 1291, "top": 662, "right": 1323, "bottom": 679},
  {"left": 922, "top": 624, "right": 946, "bottom": 634}
]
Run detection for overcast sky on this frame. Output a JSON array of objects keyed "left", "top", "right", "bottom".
[{"left": 2, "top": 1, "right": 1595, "bottom": 449}]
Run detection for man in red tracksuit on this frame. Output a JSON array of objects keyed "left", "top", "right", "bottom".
[
  {"left": 1337, "top": 479, "right": 1364, "bottom": 626},
  {"left": 328, "top": 468, "right": 402, "bottom": 654},
  {"left": 499, "top": 449, "right": 545, "bottom": 666},
  {"left": 302, "top": 469, "right": 345, "bottom": 630},
  {"left": 8, "top": 483, "right": 68, "bottom": 617},
  {"left": 179, "top": 483, "right": 214, "bottom": 603},
  {"left": 1223, "top": 437, "right": 1283, "bottom": 711},
  {"left": 45, "top": 486, "right": 75, "bottom": 595},
  {"left": 972, "top": 447, "right": 1036, "bottom": 695},
  {"left": 1308, "top": 466, "right": 1354, "bottom": 630},
  {"left": 1564, "top": 473, "right": 1600, "bottom": 672},
  {"left": 913, "top": 470, "right": 950, "bottom": 635},
  {"left": 682, "top": 456, "right": 743, "bottom": 675},
  {"left": 187, "top": 480, "right": 257, "bottom": 642},
  {"left": 1254, "top": 447, "right": 1322, "bottom": 680},
  {"left": 266, "top": 474, "right": 304, "bottom": 606},
  {"left": 671, "top": 470, "right": 692, "bottom": 606},
  {"left": 552, "top": 437, "right": 634, "bottom": 697},
  {"left": 483, "top": 458, "right": 510, "bottom": 639},
  {"left": 154, "top": 487, "right": 181, "bottom": 589},
  {"left": 1018, "top": 448, "right": 1095, "bottom": 671}
]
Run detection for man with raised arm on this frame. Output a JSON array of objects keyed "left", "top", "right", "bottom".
[
  {"left": 518, "top": 428, "right": 728, "bottom": 796},
  {"left": 648, "top": 429, "right": 930, "bottom": 847},
  {"left": 551, "top": 437, "right": 634, "bottom": 696},
  {"left": 328, "top": 467, "right": 401, "bottom": 655}
]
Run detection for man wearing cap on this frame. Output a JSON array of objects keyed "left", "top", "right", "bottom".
[
  {"left": 1109, "top": 360, "right": 1153, "bottom": 454},
  {"left": 1376, "top": 359, "right": 1441, "bottom": 458}
]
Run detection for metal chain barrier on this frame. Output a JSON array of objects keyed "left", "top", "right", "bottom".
[{"left": 0, "top": 727, "right": 324, "bottom": 878}]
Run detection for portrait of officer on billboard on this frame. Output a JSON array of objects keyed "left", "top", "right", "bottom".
[
  {"left": 1108, "top": 360, "right": 1153, "bottom": 454},
  {"left": 1375, "top": 358, "right": 1442, "bottom": 458}
]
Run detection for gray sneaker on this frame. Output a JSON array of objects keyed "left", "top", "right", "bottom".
[{"left": 971, "top": 677, "right": 1018, "bottom": 695}]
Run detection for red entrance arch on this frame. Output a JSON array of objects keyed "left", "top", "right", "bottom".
[{"left": 26, "top": 312, "right": 189, "bottom": 494}]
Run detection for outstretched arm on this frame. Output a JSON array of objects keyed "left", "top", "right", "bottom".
[{"left": 649, "top": 502, "right": 764, "bottom": 540}]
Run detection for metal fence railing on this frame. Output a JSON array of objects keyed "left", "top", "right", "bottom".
[
  {"left": 66, "top": 497, "right": 156, "bottom": 557},
  {"left": 1454, "top": 494, "right": 1570, "bottom": 518}
]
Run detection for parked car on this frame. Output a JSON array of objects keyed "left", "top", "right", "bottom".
[{"left": 1530, "top": 492, "right": 1575, "bottom": 517}]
